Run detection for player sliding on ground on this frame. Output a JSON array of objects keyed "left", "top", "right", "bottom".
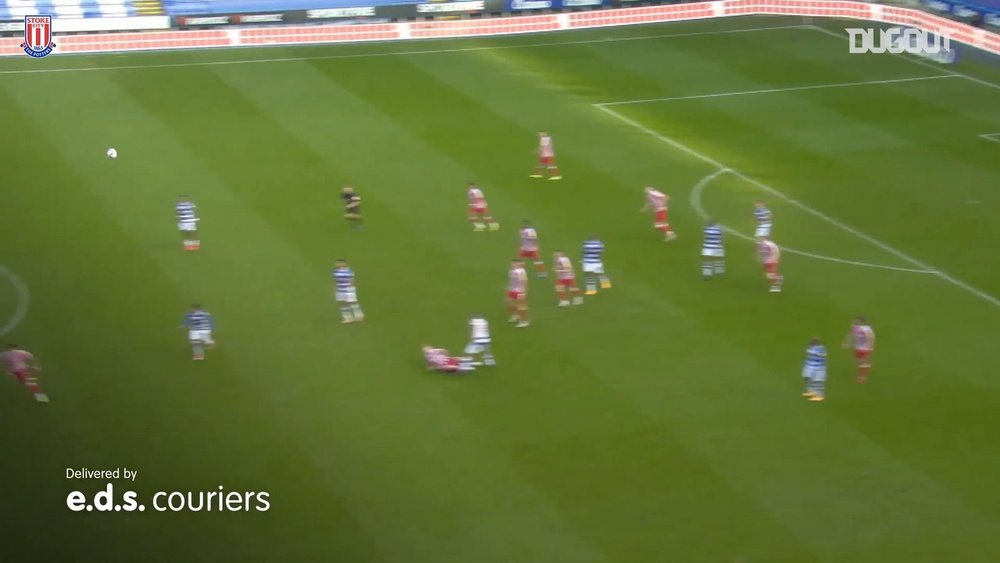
[
  {"left": 519, "top": 220, "right": 546, "bottom": 277},
  {"left": 332, "top": 259, "right": 364, "bottom": 324},
  {"left": 507, "top": 259, "right": 529, "bottom": 328},
  {"left": 181, "top": 304, "right": 215, "bottom": 361},
  {"left": 1, "top": 344, "right": 47, "bottom": 402},
  {"left": 553, "top": 251, "right": 583, "bottom": 307},
  {"left": 464, "top": 315, "right": 496, "bottom": 367},
  {"left": 423, "top": 346, "right": 474, "bottom": 373},
  {"left": 844, "top": 316, "right": 875, "bottom": 383},
  {"left": 702, "top": 219, "right": 725, "bottom": 279},
  {"left": 641, "top": 187, "right": 676, "bottom": 241},
  {"left": 529, "top": 131, "right": 561, "bottom": 180},
  {"left": 467, "top": 183, "right": 498, "bottom": 232},
  {"left": 757, "top": 237, "right": 783, "bottom": 293},
  {"left": 802, "top": 337, "right": 828, "bottom": 402},
  {"left": 176, "top": 195, "right": 200, "bottom": 251},
  {"left": 581, "top": 236, "right": 611, "bottom": 295}
]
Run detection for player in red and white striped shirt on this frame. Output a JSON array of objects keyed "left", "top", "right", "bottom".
[
  {"left": 506, "top": 259, "right": 530, "bottom": 328},
  {"left": 467, "top": 183, "right": 498, "bottom": 232},
  {"left": 843, "top": 317, "right": 876, "bottom": 383},
  {"left": 1, "top": 344, "right": 47, "bottom": 402},
  {"left": 757, "top": 237, "right": 783, "bottom": 293},
  {"left": 529, "top": 131, "right": 561, "bottom": 180},
  {"left": 641, "top": 187, "right": 676, "bottom": 241},
  {"left": 553, "top": 251, "right": 583, "bottom": 307}
]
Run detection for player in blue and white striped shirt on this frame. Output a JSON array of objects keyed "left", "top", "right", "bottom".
[
  {"left": 753, "top": 201, "right": 772, "bottom": 238},
  {"left": 176, "top": 195, "right": 200, "bottom": 251},
  {"left": 332, "top": 259, "right": 364, "bottom": 324},
  {"left": 701, "top": 219, "right": 725, "bottom": 279},
  {"left": 181, "top": 304, "right": 215, "bottom": 360},
  {"left": 802, "top": 337, "right": 827, "bottom": 401},
  {"left": 581, "top": 236, "right": 611, "bottom": 295}
]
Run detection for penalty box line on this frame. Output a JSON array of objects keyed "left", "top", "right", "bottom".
[
  {"left": 595, "top": 74, "right": 959, "bottom": 106},
  {"left": 690, "top": 170, "right": 938, "bottom": 274},
  {"left": 593, "top": 103, "right": 1000, "bottom": 309}
]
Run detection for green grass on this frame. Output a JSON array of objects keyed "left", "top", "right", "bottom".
[{"left": 1, "top": 15, "right": 999, "bottom": 563}]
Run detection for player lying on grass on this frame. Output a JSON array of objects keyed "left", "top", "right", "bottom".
[
  {"left": 423, "top": 346, "right": 474, "bottom": 373},
  {"left": 641, "top": 187, "right": 676, "bottom": 241},
  {"left": 181, "top": 304, "right": 215, "bottom": 361},
  {"left": 176, "top": 195, "right": 200, "bottom": 251},
  {"left": 802, "top": 337, "right": 827, "bottom": 402},
  {"left": 529, "top": 131, "right": 561, "bottom": 180},
  {"left": 467, "top": 183, "right": 499, "bottom": 232},
  {"left": 342, "top": 186, "right": 362, "bottom": 229},
  {"left": 1, "top": 344, "right": 48, "bottom": 402}
]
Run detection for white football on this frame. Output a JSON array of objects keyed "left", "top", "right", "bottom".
[{"left": 106, "top": 148, "right": 118, "bottom": 159}]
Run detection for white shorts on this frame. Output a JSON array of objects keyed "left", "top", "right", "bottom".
[
  {"left": 702, "top": 248, "right": 724, "bottom": 258},
  {"left": 178, "top": 220, "right": 198, "bottom": 232},
  {"left": 755, "top": 224, "right": 772, "bottom": 238},
  {"left": 582, "top": 262, "right": 604, "bottom": 274},
  {"left": 464, "top": 340, "right": 491, "bottom": 355},
  {"left": 802, "top": 367, "right": 827, "bottom": 382},
  {"left": 189, "top": 330, "right": 213, "bottom": 343},
  {"left": 336, "top": 290, "right": 358, "bottom": 303}
]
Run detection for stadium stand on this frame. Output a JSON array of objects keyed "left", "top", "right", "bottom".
[{"left": 0, "top": 0, "right": 148, "bottom": 18}]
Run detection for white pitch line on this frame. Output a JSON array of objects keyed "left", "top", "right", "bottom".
[
  {"left": 0, "top": 266, "right": 30, "bottom": 337},
  {"left": 0, "top": 24, "right": 809, "bottom": 75},
  {"left": 596, "top": 74, "right": 958, "bottom": 106},
  {"left": 690, "top": 170, "right": 938, "bottom": 274},
  {"left": 979, "top": 133, "right": 1000, "bottom": 144},
  {"left": 594, "top": 104, "right": 1000, "bottom": 308},
  {"left": 806, "top": 25, "right": 1000, "bottom": 92}
]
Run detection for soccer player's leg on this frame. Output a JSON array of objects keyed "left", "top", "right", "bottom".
[
  {"left": 533, "top": 255, "right": 546, "bottom": 278},
  {"left": 584, "top": 267, "right": 598, "bottom": 296},
  {"left": 570, "top": 280, "right": 583, "bottom": 305},
  {"left": 713, "top": 255, "right": 725, "bottom": 275},
  {"left": 15, "top": 369, "right": 48, "bottom": 402},
  {"left": 530, "top": 161, "right": 544, "bottom": 179},
  {"left": 856, "top": 351, "right": 871, "bottom": 383},
  {"left": 802, "top": 367, "right": 815, "bottom": 397},
  {"left": 809, "top": 369, "right": 827, "bottom": 401},
  {"left": 189, "top": 330, "right": 205, "bottom": 360},
  {"left": 701, "top": 251, "right": 713, "bottom": 280},
  {"left": 516, "top": 297, "right": 530, "bottom": 327},
  {"left": 470, "top": 209, "right": 485, "bottom": 231},
  {"left": 547, "top": 162, "right": 562, "bottom": 180},
  {"left": 349, "top": 297, "right": 364, "bottom": 322},
  {"left": 556, "top": 281, "right": 569, "bottom": 307},
  {"left": 485, "top": 210, "right": 499, "bottom": 231}
]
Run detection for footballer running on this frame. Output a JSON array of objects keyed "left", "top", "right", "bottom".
[
  {"left": 529, "top": 131, "right": 561, "bottom": 180},
  {"left": 467, "top": 183, "right": 499, "bottom": 232},
  {"left": 176, "top": 195, "right": 200, "bottom": 251},
  {"left": 641, "top": 187, "right": 676, "bottom": 241}
]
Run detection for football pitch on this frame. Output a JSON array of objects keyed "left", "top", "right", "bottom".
[{"left": 1, "top": 15, "right": 999, "bottom": 563}]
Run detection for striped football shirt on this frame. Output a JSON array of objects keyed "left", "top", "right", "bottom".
[
  {"left": 582, "top": 239, "right": 604, "bottom": 265},
  {"left": 183, "top": 310, "right": 214, "bottom": 330}
]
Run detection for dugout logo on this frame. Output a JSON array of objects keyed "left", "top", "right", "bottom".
[
  {"left": 20, "top": 15, "right": 55, "bottom": 58},
  {"left": 846, "top": 27, "right": 954, "bottom": 61}
]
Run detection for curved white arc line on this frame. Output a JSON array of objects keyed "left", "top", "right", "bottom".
[
  {"left": 689, "top": 171, "right": 940, "bottom": 275},
  {"left": 0, "top": 266, "right": 30, "bottom": 337}
]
